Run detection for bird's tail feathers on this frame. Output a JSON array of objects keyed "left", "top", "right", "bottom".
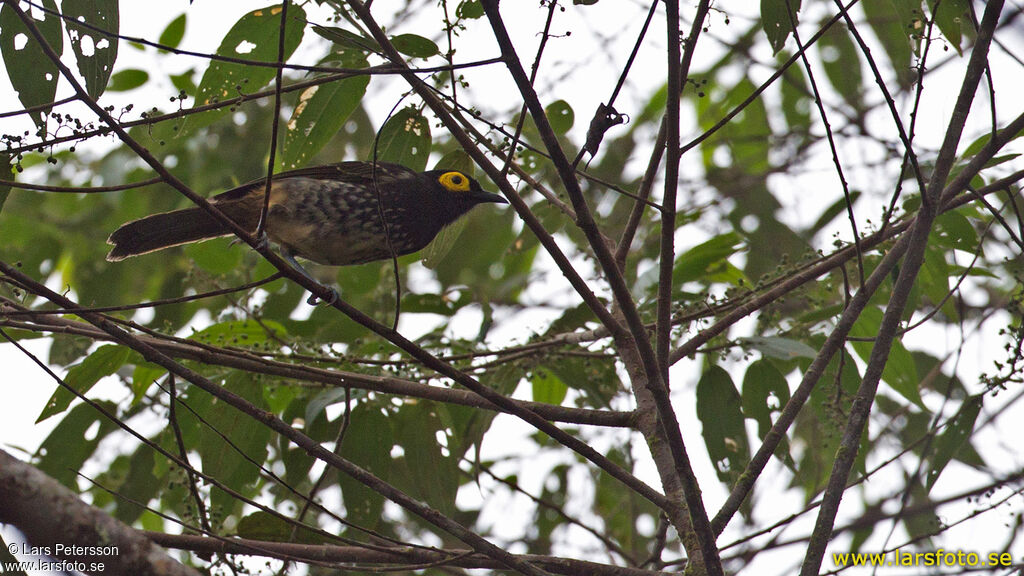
[{"left": 105, "top": 203, "right": 255, "bottom": 261}]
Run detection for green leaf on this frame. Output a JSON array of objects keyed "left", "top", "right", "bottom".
[
  {"left": 434, "top": 149, "right": 476, "bottom": 175},
  {"left": 927, "top": 0, "right": 970, "bottom": 55},
  {"left": 169, "top": 69, "right": 197, "bottom": 94},
  {"left": 761, "top": 0, "right": 801, "bottom": 55},
  {"left": 38, "top": 345, "right": 132, "bottom": 422},
  {"left": 546, "top": 99, "right": 575, "bottom": 134},
  {"left": 0, "top": 153, "right": 11, "bottom": 213},
  {"left": 185, "top": 236, "right": 243, "bottom": 274},
  {"left": 742, "top": 360, "right": 790, "bottom": 428},
  {"left": 390, "top": 33, "right": 440, "bottom": 58},
  {"left": 932, "top": 209, "right": 978, "bottom": 252},
  {"left": 333, "top": 402, "right": 393, "bottom": 528},
  {"left": 697, "top": 365, "right": 751, "bottom": 486},
  {"left": 187, "top": 319, "right": 288, "bottom": 347},
  {"left": 456, "top": 0, "right": 485, "bottom": 19},
  {"left": 808, "top": 190, "right": 861, "bottom": 237},
  {"left": 545, "top": 354, "right": 619, "bottom": 409},
  {"left": 304, "top": 387, "right": 350, "bottom": 426},
  {"left": 919, "top": 244, "right": 957, "bottom": 321},
  {"left": 237, "top": 510, "right": 329, "bottom": 543},
  {"left": 181, "top": 2, "right": 307, "bottom": 137},
  {"left": 36, "top": 401, "right": 119, "bottom": 487},
  {"left": 280, "top": 52, "right": 370, "bottom": 170},
  {"left": 106, "top": 68, "right": 149, "bottom": 91},
  {"left": 130, "top": 362, "right": 166, "bottom": 405},
  {"left": 373, "top": 107, "right": 431, "bottom": 171},
  {"left": 532, "top": 367, "right": 568, "bottom": 405},
  {"left": 849, "top": 307, "right": 923, "bottom": 407},
  {"left": 112, "top": 448, "right": 159, "bottom": 524},
  {"left": 740, "top": 335, "right": 817, "bottom": 360},
  {"left": 392, "top": 404, "right": 458, "bottom": 516},
  {"left": 159, "top": 13, "right": 186, "bottom": 50},
  {"left": 862, "top": 0, "right": 916, "bottom": 89},
  {"left": 400, "top": 291, "right": 466, "bottom": 315},
  {"left": 0, "top": 0, "right": 62, "bottom": 127},
  {"left": 925, "top": 394, "right": 982, "bottom": 491},
  {"left": 777, "top": 51, "right": 811, "bottom": 131},
  {"left": 63, "top": 0, "right": 119, "bottom": 98},
  {"left": 311, "top": 24, "right": 381, "bottom": 54},
  {"left": 818, "top": 20, "right": 862, "bottom": 110},
  {"left": 198, "top": 373, "right": 271, "bottom": 514},
  {"left": 673, "top": 232, "right": 747, "bottom": 285}
]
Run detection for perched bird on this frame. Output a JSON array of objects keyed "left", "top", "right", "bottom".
[{"left": 106, "top": 161, "right": 507, "bottom": 301}]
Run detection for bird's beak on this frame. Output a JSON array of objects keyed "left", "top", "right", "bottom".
[{"left": 473, "top": 190, "right": 508, "bottom": 205}]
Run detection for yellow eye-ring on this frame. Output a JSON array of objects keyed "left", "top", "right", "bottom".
[{"left": 438, "top": 171, "right": 471, "bottom": 192}]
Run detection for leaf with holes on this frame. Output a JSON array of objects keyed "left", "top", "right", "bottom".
[
  {"left": 0, "top": 0, "right": 62, "bottom": 127},
  {"left": 179, "top": 2, "right": 306, "bottom": 137},
  {"left": 698, "top": 366, "right": 751, "bottom": 487},
  {"left": 546, "top": 99, "right": 574, "bottom": 134},
  {"left": 373, "top": 107, "right": 431, "bottom": 171},
  {"left": 63, "top": 0, "right": 118, "bottom": 98},
  {"left": 761, "top": 0, "right": 801, "bottom": 55},
  {"left": 281, "top": 50, "right": 370, "bottom": 170}
]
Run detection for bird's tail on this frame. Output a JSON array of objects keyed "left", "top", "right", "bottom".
[{"left": 106, "top": 203, "right": 256, "bottom": 261}]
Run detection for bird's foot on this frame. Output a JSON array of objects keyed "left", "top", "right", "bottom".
[
  {"left": 307, "top": 288, "right": 339, "bottom": 306},
  {"left": 254, "top": 232, "right": 271, "bottom": 252}
]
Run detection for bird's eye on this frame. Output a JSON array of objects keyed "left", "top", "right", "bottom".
[{"left": 439, "top": 171, "right": 472, "bottom": 192}]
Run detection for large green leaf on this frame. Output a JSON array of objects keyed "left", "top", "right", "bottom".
[
  {"left": 742, "top": 359, "right": 794, "bottom": 468},
  {"left": 0, "top": 153, "right": 11, "bottom": 213},
  {"left": 697, "top": 365, "right": 751, "bottom": 487},
  {"left": 0, "top": 0, "right": 62, "bottom": 127},
  {"left": 37, "top": 344, "right": 131, "bottom": 422},
  {"left": 158, "top": 13, "right": 186, "bottom": 50},
  {"left": 373, "top": 107, "right": 431, "bottom": 170},
  {"left": 927, "top": 0, "right": 970, "bottom": 55},
  {"left": 391, "top": 403, "right": 458, "bottom": 516},
  {"left": 36, "top": 401, "right": 119, "bottom": 487},
  {"left": 849, "top": 306, "right": 923, "bottom": 407},
  {"left": 532, "top": 366, "right": 568, "bottom": 405},
  {"left": 862, "top": 0, "right": 917, "bottom": 89},
  {"left": 761, "top": 0, "right": 801, "bottom": 55},
  {"left": 673, "top": 232, "right": 748, "bottom": 285},
  {"left": 389, "top": 33, "right": 439, "bottom": 58},
  {"left": 63, "top": 0, "right": 118, "bottom": 98},
  {"left": 178, "top": 2, "right": 306, "bottom": 137},
  {"left": 280, "top": 51, "right": 370, "bottom": 170},
  {"left": 197, "top": 373, "right": 271, "bottom": 517},
  {"left": 818, "top": 20, "right": 862, "bottom": 111},
  {"left": 335, "top": 402, "right": 394, "bottom": 529},
  {"left": 925, "top": 394, "right": 982, "bottom": 492}
]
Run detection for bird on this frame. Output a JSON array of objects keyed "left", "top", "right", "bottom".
[{"left": 106, "top": 161, "right": 507, "bottom": 302}]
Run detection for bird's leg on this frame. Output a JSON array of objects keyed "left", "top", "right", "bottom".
[{"left": 280, "top": 246, "right": 339, "bottom": 306}]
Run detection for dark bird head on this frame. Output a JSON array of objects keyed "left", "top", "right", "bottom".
[{"left": 422, "top": 169, "right": 507, "bottom": 214}]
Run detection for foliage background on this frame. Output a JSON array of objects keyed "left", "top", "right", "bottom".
[{"left": 2, "top": 0, "right": 1024, "bottom": 575}]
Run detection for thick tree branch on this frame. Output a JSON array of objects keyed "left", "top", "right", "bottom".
[{"left": 0, "top": 448, "right": 201, "bottom": 576}]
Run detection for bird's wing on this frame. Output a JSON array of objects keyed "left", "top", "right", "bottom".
[{"left": 209, "top": 162, "right": 413, "bottom": 203}]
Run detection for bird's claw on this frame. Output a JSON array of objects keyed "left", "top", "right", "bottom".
[
  {"left": 307, "top": 288, "right": 339, "bottom": 306},
  {"left": 254, "top": 232, "right": 270, "bottom": 252}
]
